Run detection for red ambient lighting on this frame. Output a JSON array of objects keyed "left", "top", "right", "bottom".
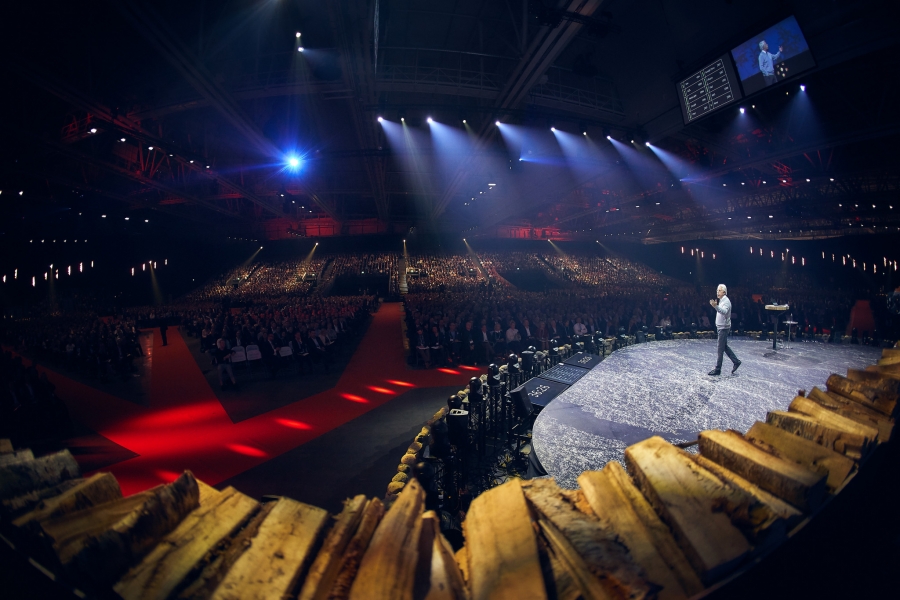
[
  {"left": 459, "top": 365, "right": 481, "bottom": 371},
  {"left": 275, "top": 418, "right": 313, "bottom": 430},
  {"left": 386, "top": 380, "right": 415, "bottom": 387},
  {"left": 341, "top": 393, "right": 370, "bottom": 404},
  {"left": 226, "top": 444, "right": 267, "bottom": 457},
  {"left": 154, "top": 470, "right": 182, "bottom": 483},
  {"left": 437, "top": 368, "right": 461, "bottom": 375},
  {"left": 367, "top": 386, "right": 396, "bottom": 395}
]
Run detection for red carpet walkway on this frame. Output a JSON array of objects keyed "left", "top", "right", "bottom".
[{"left": 30, "top": 304, "right": 474, "bottom": 495}]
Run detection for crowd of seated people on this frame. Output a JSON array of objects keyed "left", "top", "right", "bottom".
[
  {"left": 405, "top": 253, "right": 486, "bottom": 293},
  {"left": 0, "top": 350, "right": 71, "bottom": 446},
  {"left": 325, "top": 252, "right": 401, "bottom": 294},
  {"left": 542, "top": 253, "right": 675, "bottom": 291},
  {"left": 175, "top": 294, "right": 375, "bottom": 386},
  {"left": 5, "top": 312, "right": 147, "bottom": 383},
  {"left": 185, "top": 258, "right": 329, "bottom": 303}
]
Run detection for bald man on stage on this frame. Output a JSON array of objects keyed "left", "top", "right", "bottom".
[{"left": 708, "top": 284, "right": 741, "bottom": 376}]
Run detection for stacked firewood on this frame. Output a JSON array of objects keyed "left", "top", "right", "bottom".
[{"left": 1, "top": 347, "right": 897, "bottom": 599}]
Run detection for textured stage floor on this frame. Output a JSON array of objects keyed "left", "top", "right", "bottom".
[{"left": 533, "top": 339, "right": 882, "bottom": 488}]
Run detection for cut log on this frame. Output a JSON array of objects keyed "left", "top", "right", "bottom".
[
  {"left": 114, "top": 484, "right": 256, "bottom": 600},
  {"left": 746, "top": 421, "right": 855, "bottom": 491},
  {"left": 63, "top": 471, "right": 200, "bottom": 586},
  {"left": 0, "top": 450, "right": 79, "bottom": 499},
  {"left": 297, "top": 495, "right": 367, "bottom": 600},
  {"left": 579, "top": 463, "right": 703, "bottom": 600},
  {"left": 698, "top": 430, "right": 826, "bottom": 511},
  {"left": 349, "top": 479, "right": 425, "bottom": 600},
  {"left": 421, "top": 512, "right": 468, "bottom": 600},
  {"left": 13, "top": 472, "right": 121, "bottom": 527},
  {"left": 789, "top": 395, "right": 878, "bottom": 450},
  {"left": 211, "top": 498, "right": 329, "bottom": 600},
  {"left": 808, "top": 388, "right": 893, "bottom": 442},
  {"left": 463, "top": 478, "right": 547, "bottom": 600},
  {"left": 521, "top": 478, "right": 654, "bottom": 600},
  {"left": 1, "top": 479, "right": 83, "bottom": 519},
  {"left": 0, "top": 438, "right": 13, "bottom": 454},
  {"left": 197, "top": 480, "right": 222, "bottom": 505},
  {"left": 767, "top": 411, "right": 867, "bottom": 459},
  {"left": 177, "top": 502, "right": 275, "bottom": 600},
  {"left": 537, "top": 518, "right": 613, "bottom": 600},
  {"left": 624, "top": 436, "right": 751, "bottom": 585},
  {"left": 329, "top": 497, "right": 385, "bottom": 600},
  {"left": 0, "top": 449, "right": 34, "bottom": 467},
  {"left": 690, "top": 454, "right": 803, "bottom": 527},
  {"left": 846, "top": 369, "right": 900, "bottom": 395},
  {"left": 826, "top": 374, "right": 897, "bottom": 417}
]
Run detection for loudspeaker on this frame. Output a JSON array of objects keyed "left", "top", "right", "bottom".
[
  {"left": 447, "top": 409, "right": 469, "bottom": 446},
  {"left": 509, "top": 385, "right": 534, "bottom": 418}
]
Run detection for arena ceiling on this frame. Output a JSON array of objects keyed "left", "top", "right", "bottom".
[{"left": 1, "top": 0, "right": 898, "bottom": 245}]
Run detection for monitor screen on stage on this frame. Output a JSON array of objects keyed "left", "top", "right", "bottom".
[
  {"left": 676, "top": 54, "right": 742, "bottom": 124},
  {"left": 730, "top": 15, "right": 815, "bottom": 96}
]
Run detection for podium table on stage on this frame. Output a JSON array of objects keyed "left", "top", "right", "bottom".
[{"left": 765, "top": 304, "right": 789, "bottom": 350}]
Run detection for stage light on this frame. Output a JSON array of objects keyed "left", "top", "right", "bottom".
[
  {"left": 148, "top": 146, "right": 153, "bottom": 150},
  {"left": 124, "top": 217, "right": 129, "bottom": 220},
  {"left": 19, "top": 191, "right": 23, "bottom": 196},
  {"left": 800, "top": 84, "right": 806, "bottom": 91},
  {"left": 145, "top": 219, "right": 149, "bottom": 222},
  {"left": 400, "top": 117, "right": 405, "bottom": 122},
  {"left": 427, "top": 117, "right": 433, "bottom": 123},
  {"left": 89, "top": 128, "right": 97, "bottom": 133},
  {"left": 120, "top": 137, "right": 126, "bottom": 142},
  {"left": 377, "top": 116, "right": 384, "bottom": 122},
  {"left": 583, "top": 131, "right": 587, "bottom": 135},
  {"left": 206, "top": 165, "right": 210, "bottom": 169},
  {"left": 495, "top": 121, "right": 500, "bottom": 126},
  {"left": 630, "top": 139, "right": 634, "bottom": 143},
  {"left": 462, "top": 119, "right": 467, "bottom": 123},
  {"left": 298, "top": 47, "right": 304, "bottom": 52},
  {"left": 189, "top": 160, "right": 194, "bottom": 163},
  {"left": 644, "top": 141, "right": 650, "bottom": 147},
  {"left": 101, "top": 214, "right": 106, "bottom": 218},
  {"left": 550, "top": 127, "right": 556, "bottom": 131},
  {"left": 287, "top": 156, "right": 301, "bottom": 168},
  {"left": 295, "top": 32, "right": 301, "bottom": 38},
  {"left": 739, "top": 107, "right": 745, "bottom": 114}
]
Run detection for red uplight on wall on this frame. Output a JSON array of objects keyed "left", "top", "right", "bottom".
[
  {"left": 275, "top": 418, "right": 313, "bottom": 430},
  {"left": 341, "top": 393, "right": 369, "bottom": 404},
  {"left": 226, "top": 443, "right": 267, "bottom": 457}
]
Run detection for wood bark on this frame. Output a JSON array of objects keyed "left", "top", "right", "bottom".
[
  {"left": 348, "top": 479, "right": 424, "bottom": 600},
  {"left": 826, "top": 374, "right": 897, "bottom": 417},
  {"left": 807, "top": 388, "right": 893, "bottom": 442},
  {"left": 521, "top": 478, "right": 654, "bottom": 600},
  {"left": 211, "top": 498, "right": 329, "bottom": 600},
  {"left": 298, "top": 494, "right": 367, "bottom": 600},
  {"left": 176, "top": 502, "right": 275, "bottom": 600},
  {"left": 0, "top": 449, "right": 79, "bottom": 499},
  {"left": 13, "top": 472, "right": 121, "bottom": 527},
  {"left": 578, "top": 463, "right": 703, "bottom": 600},
  {"left": 0, "top": 449, "right": 34, "bottom": 467},
  {"left": 113, "top": 484, "right": 255, "bottom": 600},
  {"left": 745, "top": 421, "right": 855, "bottom": 491},
  {"left": 1, "top": 479, "right": 83, "bottom": 519},
  {"left": 767, "top": 411, "right": 867, "bottom": 458},
  {"left": 624, "top": 436, "right": 751, "bottom": 585},
  {"left": 537, "top": 518, "right": 614, "bottom": 600},
  {"left": 845, "top": 369, "right": 900, "bottom": 395},
  {"left": 463, "top": 478, "right": 547, "bottom": 600},
  {"left": 329, "top": 497, "right": 385, "bottom": 600},
  {"left": 698, "top": 430, "right": 826, "bottom": 511},
  {"left": 66, "top": 471, "right": 201, "bottom": 587},
  {"left": 789, "top": 395, "right": 878, "bottom": 450}
]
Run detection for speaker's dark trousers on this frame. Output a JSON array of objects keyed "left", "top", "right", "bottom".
[{"left": 716, "top": 327, "right": 739, "bottom": 369}]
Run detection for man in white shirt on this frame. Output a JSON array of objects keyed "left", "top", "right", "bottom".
[
  {"left": 708, "top": 284, "right": 741, "bottom": 376},
  {"left": 758, "top": 40, "right": 784, "bottom": 87}
]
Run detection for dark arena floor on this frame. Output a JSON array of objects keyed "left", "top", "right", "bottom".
[{"left": 533, "top": 338, "right": 884, "bottom": 488}]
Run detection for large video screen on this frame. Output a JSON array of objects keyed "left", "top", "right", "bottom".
[{"left": 730, "top": 15, "right": 815, "bottom": 96}]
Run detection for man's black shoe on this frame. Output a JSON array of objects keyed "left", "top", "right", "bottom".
[
  {"left": 708, "top": 368, "right": 721, "bottom": 376},
  {"left": 732, "top": 360, "right": 742, "bottom": 374}
]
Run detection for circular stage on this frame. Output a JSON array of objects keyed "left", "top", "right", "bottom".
[{"left": 532, "top": 339, "right": 882, "bottom": 488}]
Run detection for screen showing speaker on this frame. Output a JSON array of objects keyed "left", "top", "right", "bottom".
[{"left": 730, "top": 15, "right": 815, "bottom": 96}]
